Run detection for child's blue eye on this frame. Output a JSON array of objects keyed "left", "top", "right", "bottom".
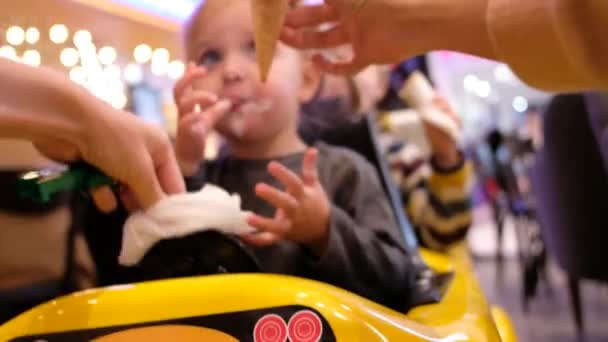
[{"left": 198, "top": 50, "right": 222, "bottom": 67}]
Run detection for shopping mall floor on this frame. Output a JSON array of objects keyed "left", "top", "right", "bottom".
[{"left": 470, "top": 206, "right": 608, "bottom": 342}]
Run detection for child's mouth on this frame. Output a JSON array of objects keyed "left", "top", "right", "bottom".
[
  {"left": 228, "top": 99, "right": 272, "bottom": 116},
  {"left": 223, "top": 99, "right": 273, "bottom": 137}
]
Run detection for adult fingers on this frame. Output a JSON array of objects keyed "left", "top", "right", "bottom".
[
  {"left": 281, "top": 24, "right": 349, "bottom": 50},
  {"left": 312, "top": 53, "right": 365, "bottom": 75},
  {"left": 89, "top": 186, "right": 117, "bottom": 213}
]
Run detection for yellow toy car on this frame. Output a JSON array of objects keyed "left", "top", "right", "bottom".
[
  {"left": 0, "top": 243, "right": 515, "bottom": 341},
  {"left": 1, "top": 118, "right": 516, "bottom": 342}
]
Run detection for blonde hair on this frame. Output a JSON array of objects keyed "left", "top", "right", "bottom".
[{"left": 181, "top": 1, "right": 206, "bottom": 61}]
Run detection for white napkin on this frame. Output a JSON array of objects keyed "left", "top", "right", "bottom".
[{"left": 119, "top": 184, "right": 256, "bottom": 267}]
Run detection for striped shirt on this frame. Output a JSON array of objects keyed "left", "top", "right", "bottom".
[{"left": 384, "top": 138, "right": 473, "bottom": 251}]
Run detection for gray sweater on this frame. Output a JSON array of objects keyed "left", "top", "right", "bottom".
[{"left": 186, "top": 142, "right": 411, "bottom": 309}]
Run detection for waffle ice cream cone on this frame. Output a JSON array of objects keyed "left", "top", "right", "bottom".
[{"left": 251, "top": 0, "right": 288, "bottom": 81}]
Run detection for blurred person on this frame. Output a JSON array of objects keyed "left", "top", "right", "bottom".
[
  {"left": 301, "top": 60, "right": 473, "bottom": 250},
  {"left": 281, "top": 0, "right": 608, "bottom": 91},
  {"left": 483, "top": 129, "right": 509, "bottom": 252},
  {"left": 518, "top": 106, "right": 544, "bottom": 150},
  {"left": 379, "top": 92, "right": 473, "bottom": 251}
]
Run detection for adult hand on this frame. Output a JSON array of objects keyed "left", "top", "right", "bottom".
[
  {"left": 35, "top": 110, "right": 185, "bottom": 212},
  {"left": 281, "top": 0, "right": 494, "bottom": 74},
  {"left": 0, "top": 59, "right": 186, "bottom": 212}
]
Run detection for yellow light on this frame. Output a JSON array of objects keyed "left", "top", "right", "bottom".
[
  {"left": 133, "top": 44, "right": 152, "bottom": 64},
  {"left": 110, "top": 92, "right": 128, "bottom": 109},
  {"left": 22, "top": 50, "right": 41, "bottom": 67},
  {"left": 152, "top": 48, "right": 170, "bottom": 64},
  {"left": 124, "top": 63, "right": 143, "bottom": 84},
  {"left": 25, "top": 27, "right": 40, "bottom": 44},
  {"left": 109, "top": 78, "right": 126, "bottom": 92},
  {"left": 73, "top": 30, "right": 92, "bottom": 46},
  {"left": 151, "top": 60, "right": 167, "bottom": 76},
  {"left": 103, "top": 65, "right": 121, "bottom": 80},
  {"left": 0, "top": 45, "right": 17, "bottom": 60},
  {"left": 6, "top": 26, "right": 25, "bottom": 46},
  {"left": 60, "top": 47, "right": 79, "bottom": 67},
  {"left": 86, "top": 80, "right": 107, "bottom": 100},
  {"left": 69, "top": 66, "right": 87, "bottom": 84},
  {"left": 98, "top": 46, "right": 117, "bottom": 66},
  {"left": 49, "top": 24, "right": 69, "bottom": 44},
  {"left": 78, "top": 43, "right": 99, "bottom": 69},
  {"left": 168, "top": 60, "right": 185, "bottom": 80}
]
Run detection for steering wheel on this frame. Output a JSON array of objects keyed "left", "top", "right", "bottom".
[{"left": 136, "top": 230, "right": 262, "bottom": 281}]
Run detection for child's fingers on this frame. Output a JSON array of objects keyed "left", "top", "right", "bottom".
[
  {"left": 240, "top": 232, "right": 282, "bottom": 247},
  {"left": 434, "top": 98, "right": 452, "bottom": 115},
  {"left": 204, "top": 99, "right": 232, "bottom": 129},
  {"left": 432, "top": 96, "right": 462, "bottom": 128},
  {"left": 178, "top": 90, "right": 219, "bottom": 116},
  {"left": 173, "top": 65, "right": 207, "bottom": 100},
  {"left": 89, "top": 186, "right": 117, "bottom": 213},
  {"left": 178, "top": 112, "right": 206, "bottom": 136},
  {"left": 247, "top": 213, "right": 291, "bottom": 236},
  {"left": 432, "top": 96, "right": 455, "bottom": 115},
  {"left": 255, "top": 183, "right": 298, "bottom": 215},
  {"left": 301, "top": 148, "right": 319, "bottom": 185},
  {"left": 268, "top": 161, "right": 304, "bottom": 197},
  {"left": 178, "top": 100, "right": 231, "bottom": 139}
]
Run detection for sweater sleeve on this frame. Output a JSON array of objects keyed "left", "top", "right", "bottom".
[
  {"left": 413, "top": 158, "right": 473, "bottom": 251},
  {"left": 306, "top": 150, "right": 413, "bottom": 311},
  {"left": 487, "top": 0, "right": 608, "bottom": 91}
]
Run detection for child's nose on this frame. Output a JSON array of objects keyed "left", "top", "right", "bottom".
[{"left": 222, "top": 53, "right": 252, "bottom": 84}]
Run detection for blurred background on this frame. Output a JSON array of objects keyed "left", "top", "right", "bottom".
[{"left": 1, "top": 1, "right": 607, "bottom": 341}]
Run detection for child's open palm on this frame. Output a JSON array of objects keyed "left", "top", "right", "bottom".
[{"left": 244, "top": 148, "right": 331, "bottom": 256}]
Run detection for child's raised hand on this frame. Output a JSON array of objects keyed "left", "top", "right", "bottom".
[
  {"left": 244, "top": 148, "right": 331, "bottom": 256},
  {"left": 423, "top": 95, "right": 462, "bottom": 169},
  {"left": 174, "top": 63, "right": 232, "bottom": 176}
]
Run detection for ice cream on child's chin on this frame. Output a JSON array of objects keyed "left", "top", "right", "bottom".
[{"left": 220, "top": 98, "right": 273, "bottom": 138}]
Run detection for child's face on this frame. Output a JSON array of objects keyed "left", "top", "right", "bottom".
[{"left": 186, "top": 0, "right": 303, "bottom": 143}]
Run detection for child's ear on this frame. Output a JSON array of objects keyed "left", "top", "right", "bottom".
[{"left": 299, "top": 58, "right": 322, "bottom": 103}]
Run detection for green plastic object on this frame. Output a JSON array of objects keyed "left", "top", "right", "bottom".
[{"left": 17, "top": 163, "right": 116, "bottom": 203}]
